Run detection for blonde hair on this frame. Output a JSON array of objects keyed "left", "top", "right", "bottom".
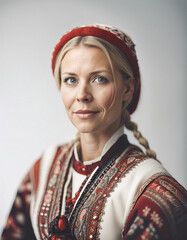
[{"left": 54, "top": 36, "right": 156, "bottom": 159}]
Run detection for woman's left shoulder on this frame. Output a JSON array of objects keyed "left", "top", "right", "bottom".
[
  {"left": 143, "top": 174, "right": 187, "bottom": 217},
  {"left": 124, "top": 174, "right": 187, "bottom": 239},
  {"left": 147, "top": 174, "right": 187, "bottom": 197}
]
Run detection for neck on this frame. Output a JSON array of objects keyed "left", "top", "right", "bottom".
[{"left": 79, "top": 124, "right": 123, "bottom": 163}]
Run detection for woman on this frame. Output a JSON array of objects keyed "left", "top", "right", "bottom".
[{"left": 1, "top": 24, "right": 187, "bottom": 240}]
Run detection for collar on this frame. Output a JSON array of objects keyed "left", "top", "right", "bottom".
[
  {"left": 74, "top": 126, "right": 124, "bottom": 166},
  {"left": 73, "top": 128, "right": 130, "bottom": 175}
]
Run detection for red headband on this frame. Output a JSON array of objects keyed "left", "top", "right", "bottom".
[{"left": 52, "top": 24, "right": 141, "bottom": 114}]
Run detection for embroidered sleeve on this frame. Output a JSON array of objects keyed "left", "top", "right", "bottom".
[
  {"left": 123, "top": 176, "right": 187, "bottom": 240},
  {"left": 1, "top": 171, "right": 37, "bottom": 240}
]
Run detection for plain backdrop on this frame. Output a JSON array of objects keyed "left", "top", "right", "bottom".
[{"left": 0, "top": 0, "right": 187, "bottom": 233}]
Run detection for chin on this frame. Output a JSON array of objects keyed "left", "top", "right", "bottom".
[
  {"left": 73, "top": 124, "right": 99, "bottom": 134},
  {"left": 71, "top": 120, "right": 97, "bottom": 133},
  {"left": 77, "top": 127, "right": 97, "bottom": 134}
]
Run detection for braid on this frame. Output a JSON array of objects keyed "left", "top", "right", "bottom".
[{"left": 123, "top": 108, "right": 157, "bottom": 159}]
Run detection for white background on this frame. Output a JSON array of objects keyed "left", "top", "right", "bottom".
[{"left": 0, "top": 0, "right": 186, "bottom": 233}]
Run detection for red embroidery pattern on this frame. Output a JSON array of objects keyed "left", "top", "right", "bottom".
[
  {"left": 92, "top": 24, "right": 136, "bottom": 56},
  {"left": 1, "top": 173, "right": 36, "bottom": 240},
  {"left": 73, "top": 149, "right": 147, "bottom": 240},
  {"left": 129, "top": 172, "right": 170, "bottom": 213},
  {"left": 127, "top": 215, "right": 160, "bottom": 240},
  {"left": 38, "top": 146, "right": 72, "bottom": 239},
  {"left": 141, "top": 176, "right": 187, "bottom": 237}
]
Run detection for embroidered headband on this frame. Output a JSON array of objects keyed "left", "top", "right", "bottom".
[{"left": 52, "top": 24, "right": 141, "bottom": 114}]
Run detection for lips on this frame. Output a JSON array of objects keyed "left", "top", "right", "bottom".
[
  {"left": 74, "top": 110, "right": 99, "bottom": 119},
  {"left": 75, "top": 110, "right": 97, "bottom": 114}
]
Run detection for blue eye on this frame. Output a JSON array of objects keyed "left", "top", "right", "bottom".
[
  {"left": 64, "top": 77, "right": 77, "bottom": 85},
  {"left": 94, "top": 76, "right": 108, "bottom": 83}
]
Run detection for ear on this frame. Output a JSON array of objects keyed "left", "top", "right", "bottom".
[{"left": 123, "top": 77, "right": 135, "bottom": 101}]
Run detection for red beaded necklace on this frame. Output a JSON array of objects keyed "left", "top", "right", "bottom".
[{"left": 48, "top": 172, "right": 90, "bottom": 240}]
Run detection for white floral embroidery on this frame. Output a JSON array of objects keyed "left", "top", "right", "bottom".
[
  {"left": 156, "top": 186, "right": 161, "bottom": 191},
  {"left": 150, "top": 211, "right": 163, "bottom": 228},
  {"left": 128, "top": 221, "right": 137, "bottom": 235},
  {"left": 142, "top": 206, "right": 151, "bottom": 217},
  {"left": 141, "top": 235, "right": 149, "bottom": 240},
  {"left": 148, "top": 223, "right": 157, "bottom": 235},
  {"left": 141, "top": 223, "right": 158, "bottom": 239},
  {"left": 128, "top": 216, "right": 144, "bottom": 235}
]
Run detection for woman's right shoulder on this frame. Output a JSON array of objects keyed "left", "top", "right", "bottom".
[{"left": 30, "top": 143, "right": 70, "bottom": 192}]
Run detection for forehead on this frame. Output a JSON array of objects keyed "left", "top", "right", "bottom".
[{"left": 61, "top": 45, "right": 112, "bottom": 71}]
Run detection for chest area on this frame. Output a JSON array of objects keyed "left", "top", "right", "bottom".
[{"left": 37, "top": 149, "right": 146, "bottom": 240}]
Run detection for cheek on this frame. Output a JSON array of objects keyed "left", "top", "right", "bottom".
[
  {"left": 98, "top": 87, "right": 114, "bottom": 109},
  {"left": 61, "top": 89, "right": 74, "bottom": 109},
  {"left": 102, "top": 88, "right": 124, "bottom": 115}
]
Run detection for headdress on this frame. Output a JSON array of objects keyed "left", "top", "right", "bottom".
[{"left": 52, "top": 24, "right": 141, "bottom": 114}]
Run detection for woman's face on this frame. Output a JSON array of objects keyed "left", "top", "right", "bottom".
[{"left": 60, "top": 45, "right": 133, "bottom": 137}]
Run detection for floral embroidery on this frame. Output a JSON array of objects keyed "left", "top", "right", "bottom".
[
  {"left": 84, "top": 24, "right": 137, "bottom": 57},
  {"left": 142, "top": 207, "right": 163, "bottom": 229},
  {"left": 38, "top": 147, "right": 72, "bottom": 239},
  {"left": 127, "top": 216, "right": 159, "bottom": 240},
  {"left": 142, "top": 223, "right": 158, "bottom": 240},
  {"left": 150, "top": 211, "right": 163, "bottom": 228},
  {"left": 142, "top": 206, "right": 151, "bottom": 217},
  {"left": 128, "top": 216, "right": 145, "bottom": 235}
]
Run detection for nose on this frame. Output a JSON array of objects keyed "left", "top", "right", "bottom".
[{"left": 76, "top": 82, "right": 93, "bottom": 102}]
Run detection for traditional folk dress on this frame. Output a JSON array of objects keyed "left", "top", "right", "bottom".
[{"left": 1, "top": 128, "right": 187, "bottom": 240}]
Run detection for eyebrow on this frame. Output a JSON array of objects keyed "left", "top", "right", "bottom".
[
  {"left": 61, "top": 72, "right": 77, "bottom": 76},
  {"left": 61, "top": 70, "right": 112, "bottom": 77}
]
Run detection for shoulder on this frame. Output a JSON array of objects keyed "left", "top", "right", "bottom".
[
  {"left": 119, "top": 146, "right": 168, "bottom": 190},
  {"left": 124, "top": 175, "right": 187, "bottom": 239},
  {"left": 30, "top": 143, "right": 70, "bottom": 193}
]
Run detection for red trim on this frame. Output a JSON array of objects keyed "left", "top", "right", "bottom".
[
  {"left": 73, "top": 156, "right": 105, "bottom": 176},
  {"left": 73, "top": 135, "right": 129, "bottom": 175},
  {"left": 33, "top": 158, "right": 41, "bottom": 191}
]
